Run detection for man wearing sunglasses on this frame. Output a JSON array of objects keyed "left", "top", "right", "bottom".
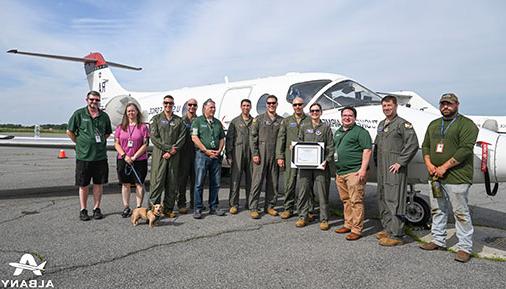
[
  {"left": 176, "top": 99, "right": 199, "bottom": 213},
  {"left": 67, "top": 91, "right": 112, "bottom": 221},
  {"left": 149, "top": 95, "right": 186, "bottom": 218},
  {"left": 276, "top": 97, "right": 307, "bottom": 219},
  {"left": 249, "top": 95, "right": 284, "bottom": 219}
]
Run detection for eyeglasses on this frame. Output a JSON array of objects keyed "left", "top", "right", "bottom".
[
  {"left": 163, "top": 101, "right": 174, "bottom": 106},
  {"left": 188, "top": 103, "right": 197, "bottom": 107},
  {"left": 292, "top": 103, "right": 303, "bottom": 107},
  {"left": 88, "top": 98, "right": 100, "bottom": 102},
  {"left": 266, "top": 101, "right": 277, "bottom": 105},
  {"left": 310, "top": 109, "right": 321, "bottom": 113}
]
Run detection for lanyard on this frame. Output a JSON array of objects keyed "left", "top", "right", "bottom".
[
  {"left": 440, "top": 114, "right": 458, "bottom": 139},
  {"left": 127, "top": 124, "right": 135, "bottom": 139}
]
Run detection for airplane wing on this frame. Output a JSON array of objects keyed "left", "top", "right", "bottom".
[{"left": 0, "top": 136, "right": 116, "bottom": 150}]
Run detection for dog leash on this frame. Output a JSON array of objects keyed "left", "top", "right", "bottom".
[{"left": 124, "top": 163, "right": 150, "bottom": 208}]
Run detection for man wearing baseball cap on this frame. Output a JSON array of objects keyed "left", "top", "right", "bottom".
[{"left": 420, "top": 93, "right": 478, "bottom": 263}]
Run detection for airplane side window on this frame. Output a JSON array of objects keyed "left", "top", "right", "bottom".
[
  {"left": 256, "top": 93, "right": 270, "bottom": 115},
  {"left": 317, "top": 80, "right": 382, "bottom": 111},
  {"left": 286, "top": 80, "right": 331, "bottom": 106}
]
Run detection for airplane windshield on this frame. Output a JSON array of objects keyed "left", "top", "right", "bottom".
[
  {"left": 286, "top": 80, "right": 331, "bottom": 106},
  {"left": 316, "top": 80, "right": 382, "bottom": 110}
]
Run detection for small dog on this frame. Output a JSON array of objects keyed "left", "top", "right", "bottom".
[{"left": 130, "top": 204, "right": 162, "bottom": 228}]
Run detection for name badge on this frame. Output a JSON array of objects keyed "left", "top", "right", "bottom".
[
  {"left": 127, "top": 140, "right": 134, "bottom": 147},
  {"left": 95, "top": 134, "right": 101, "bottom": 143},
  {"left": 436, "top": 143, "right": 444, "bottom": 153}
]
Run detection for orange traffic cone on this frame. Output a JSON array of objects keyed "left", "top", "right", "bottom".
[{"left": 57, "top": 149, "right": 68, "bottom": 159}]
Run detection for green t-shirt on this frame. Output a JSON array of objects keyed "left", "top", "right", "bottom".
[
  {"left": 334, "top": 124, "right": 372, "bottom": 175},
  {"left": 68, "top": 107, "right": 112, "bottom": 161},
  {"left": 422, "top": 114, "right": 478, "bottom": 184},
  {"left": 191, "top": 116, "right": 225, "bottom": 150}
]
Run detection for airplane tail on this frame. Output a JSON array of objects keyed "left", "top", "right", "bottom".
[{"left": 6, "top": 49, "right": 141, "bottom": 105}]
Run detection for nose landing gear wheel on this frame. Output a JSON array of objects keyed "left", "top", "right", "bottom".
[{"left": 405, "top": 196, "right": 430, "bottom": 226}]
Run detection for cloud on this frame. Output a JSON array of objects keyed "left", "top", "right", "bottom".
[{"left": 0, "top": 0, "right": 505, "bottom": 124}]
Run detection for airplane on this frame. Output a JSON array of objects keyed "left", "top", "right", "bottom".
[
  {"left": 2, "top": 49, "right": 505, "bottom": 226},
  {"left": 9, "top": 261, "right": 47, "bottom": 276}
]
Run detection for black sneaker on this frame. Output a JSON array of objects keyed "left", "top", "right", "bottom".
[
  {"left": 193, "top": 209, "right": 203, "bottom": 219},
  {"left": 209, "top": 208, "right": 226, "bottom": 216},
  {"left": 80, "top": 209, "right": 91, "bottom": 221},
  {"left": 121, "top": 207, "right": 131, "bottom": 218},
  {"left": 93, "top": 208, "right": 104, "bottom": 220}
]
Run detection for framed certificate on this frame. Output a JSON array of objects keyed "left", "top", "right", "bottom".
[{"left": 291, "top": 141, "right": 325, "bottom": 170}]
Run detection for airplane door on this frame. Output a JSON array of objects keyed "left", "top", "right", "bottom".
[{"left": 218, "top": 87, "right": 252, "bottom": 128}]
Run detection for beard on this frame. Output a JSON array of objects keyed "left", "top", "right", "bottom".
[{"left": 441, "top": 109, "right": 457, "bottom": 119}]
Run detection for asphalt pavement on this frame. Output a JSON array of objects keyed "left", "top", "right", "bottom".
[{"left": 0, "top": 147, "right": 505, "bottom": 289}]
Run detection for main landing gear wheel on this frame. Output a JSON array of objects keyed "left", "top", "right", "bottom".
[{"left": 405, "top": 195, "right": 431, "bottom": 227}]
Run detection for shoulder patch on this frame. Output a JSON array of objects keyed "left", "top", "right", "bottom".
[{"left": 404, "top": 122, "right": 413, "bottom": 129}]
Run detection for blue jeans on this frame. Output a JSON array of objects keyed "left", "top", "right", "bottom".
[
  {"left": 429, "top": 183, "right": 473, "bottom": 253},
  {"left": 194, "top": 151, "right": 221, "bottom": 211}
]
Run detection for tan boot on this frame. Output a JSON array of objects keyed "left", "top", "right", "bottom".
[
  {"left": 229, "top": 207, "right": 238, "bottom": 215},
  {"left": 280, "top": 210, "right": 293, "bottom": 219},
  {"left": 295, "top": 218, "right": 306, "bottom": 228},
  {"left": 379, "top": 237, "right": 403, "bottom": 246},
  {"left": 250, "top": 210, "right": 261, "bottom": 219},
  {"left": 319, "top": 220, "right": 329, "bottom": 231},
  {"left": 266, "top": 207, "right": 278, "bottom": 216},
  {"left": 165, "top": 211, "right": 177, "bottom": 218},
  {"left": 375, "top": 230, "right": 390, "bottom": 240}
]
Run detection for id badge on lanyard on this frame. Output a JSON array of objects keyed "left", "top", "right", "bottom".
[
  {"left": 436, "top": 142, "right": 444, "bottom": 153},
  {"left": 95, "top": 129, "right": 101, "bottom": 143},
  {"left": 127, "top": 140, "right": 134, "bottom": 147}
]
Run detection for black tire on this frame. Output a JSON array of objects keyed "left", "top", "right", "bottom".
[{"left": 405, "top": 196, "right": 431, "bottom": 226}]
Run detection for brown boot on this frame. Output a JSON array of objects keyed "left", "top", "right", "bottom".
[
  {"left": 345, "top": 232, "right": 361, "bottom": 241},
  {"left": 178, "top": 207, "right": 189, "bottom": 214},
  {"left": 319, "top": 220, "right": 330, "bottom": 231},
  {"left": 266, "top": 207, "right": 278, "bottom": 216},
  {"left": 229, "top": 207, "right": 238, "bottom": 215},
  {"left": 307, "top": 212, "right": 316, "bottom": 222},
  {"left": 419, "top": 242, "right": 445, "bottom": 251},
  {"left": 379, "top": 237, "right": 403, "bottom": 247},
  {"left": 455, "top": 250, "right": 471, "bottom": 263},
  {"left": 375, "top": 230, "right": 389, "bottom": 240},
  {"left": 295, "top": 218, "right": 306, "bottom": 228},
  {"left": 280, "top": 210, "right": 293, "bottom": 219},
  {"left": 165, "top": 211, "right": 177, "bottom": 218},
  {"left": 335, "top": 227, "right": 351, "bottom": 234},
  {"left": 250, "top": 210, "right": 261, "bottom": 219}
]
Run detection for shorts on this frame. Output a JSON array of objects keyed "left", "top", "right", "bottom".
[
  {"left": 116, "top": 159, "right": 148, "bottom": 184},
  {"left": 75, "top": 159, "right": 109, "bottom": 187}
]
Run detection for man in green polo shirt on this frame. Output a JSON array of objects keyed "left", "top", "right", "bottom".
[
  {"left": 419, "top": 93, "right": 478, "bottom": 263},
  {"left": 191, "top": 98, "right": 227, "bottom": 219},
  {"left": 333, "top": 106, "right": 372, "bottom": 241},
  {"left": 67, "top": 91, "right": 112, "bottom": 221}
]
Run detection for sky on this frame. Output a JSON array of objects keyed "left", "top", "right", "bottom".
[{"left": 0, "top": 0, "right": 505, "bottom": 125}]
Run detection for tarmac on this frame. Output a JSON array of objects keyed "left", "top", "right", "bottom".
[{"left": 0, "top": 146, "right": 505, "bottom": 289}]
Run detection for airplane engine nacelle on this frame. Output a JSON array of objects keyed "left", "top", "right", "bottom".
[{"left": 103, "top": 95, "right": 142, "bottom": 127}]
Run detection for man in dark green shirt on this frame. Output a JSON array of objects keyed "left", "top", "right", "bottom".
[
  {"left": 192, "top": 98, "right": 227, "bottom": 219},
  {"left": 67, "top": 91, "right": 112, "bottom": 221},
  {"left": 419, "top": 93, "right": 478, "bottom": 263},
  {"left": 334, "top": 106, "right": 372, "bottom": 241}
]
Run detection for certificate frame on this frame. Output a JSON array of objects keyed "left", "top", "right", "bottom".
[{"left": 290, "top": 141, "right": 325, "bottom": 170}]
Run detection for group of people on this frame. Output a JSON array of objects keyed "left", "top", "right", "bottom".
[{"left": 67, "top": 90, "right": 478, "bottom": 263}]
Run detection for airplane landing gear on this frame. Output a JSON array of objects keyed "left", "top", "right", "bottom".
[{"left": 405, "top": 185, "right": 431, "bottom": 227}]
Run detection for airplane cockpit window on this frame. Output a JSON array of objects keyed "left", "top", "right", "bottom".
[
  {"left": 256, "top": 93, "right": 271, "bottom": 115},
  {"left": 286, "top": 80, "right": 331, "bottom": 106},
  {"left": 316, "top": 80, "right": 382, "bottom": 111}
]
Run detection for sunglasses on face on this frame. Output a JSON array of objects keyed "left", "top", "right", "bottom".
[
  {"left": 88, "top": 98, "right": 100, "bottom": 102},
  {"left": 292, "top": 103, "right": 303, "bottom": 107},
  {"left": 310, "top": 109, "right": 321, "bottom": 113},
  {"left": 163, "top": 101, "right": 174, "bottom": 106},
  {"left": 188, "top": 103, "right": 197, "bottom": 107},
  {"left": 266, "top": 101, "right": 277, "bottom": 105}
]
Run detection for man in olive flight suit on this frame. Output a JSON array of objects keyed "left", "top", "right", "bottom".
[
  {"left": 226, "top": 99, "right": 253, "bottom": 214},
  {"left": 149, "top": 95, "right": 186, "bottom": 217},
  {"left": 276, "top": 97, "right": 307, "bottom": 219},
  {"left": 249, "top": 94, "right": 284, "bottom": 219},
  {"left": 374, "top": 95, "right": 419, "bottom": 246},
  {"left": 176, "top": 98, "right": 198, "bottom": 213}
]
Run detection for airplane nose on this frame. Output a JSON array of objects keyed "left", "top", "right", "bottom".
[{"left": 494, "top": 134, "right": 506, "bottom": 183}]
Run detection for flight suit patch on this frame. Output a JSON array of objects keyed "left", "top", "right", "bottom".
[
  {"left": 306, "top": 129, "right": 314, "bottom": 134},
  {"left": 315, "top": 130, "right": 322, "bottom": 136},
  {"left": 160, "top": 119, "right": 169, "bottom": 125},
  {"left": 404, "top": 122, "right": 413, "bottom": 129},
  {"left": 289, "top": 122, "right": 297, "bottom": 127}
]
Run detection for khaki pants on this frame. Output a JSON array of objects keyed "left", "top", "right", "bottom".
[{"left": 336, "top": 172, "right": 365, "bottom": 235}]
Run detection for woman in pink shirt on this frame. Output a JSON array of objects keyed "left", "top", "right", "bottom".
[{"left": 114, "top": 103, "right": 149, "bottom": 218}]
